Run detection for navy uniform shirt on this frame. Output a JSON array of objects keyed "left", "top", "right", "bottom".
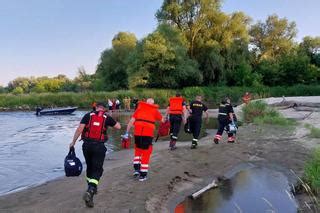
[{"left": 189, "top": 100, "right": 208, "bottom": 118}]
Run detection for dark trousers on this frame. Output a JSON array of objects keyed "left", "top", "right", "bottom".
[
  {"left": 189, "top": 116, "right": 202, "bottom": 140},
  {"left": 82, "top": 141, "right": 107, "bottom": 189},
  {"left": 215, "top": 118, "right": 234, "bottom": 141},
  {"left": 169, "top": 114, "right": 182, "bottom": 141}
]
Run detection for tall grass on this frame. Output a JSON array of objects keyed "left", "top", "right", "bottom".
[
  {"left": 1, "top": 84, "right": 320, "bottom": 110},
  {"left": 242, "top": 101, "right": 295, "bottom": 126},
  {"left": 304, "top": 148, "right": 320, "bottom": 195},
  {"left": 304, "top": 124, "right": 320, "bottom": 138}
]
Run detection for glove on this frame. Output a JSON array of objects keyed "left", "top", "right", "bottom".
[{"left": 122, "top": 132, "right": 129, "bottom": 139}]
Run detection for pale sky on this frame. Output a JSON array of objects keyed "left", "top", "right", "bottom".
[{"left": 0, "top": 0, "right": 319, "bottom": 86}]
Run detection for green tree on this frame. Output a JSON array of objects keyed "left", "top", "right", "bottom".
[
  {"left": 250, "top": 15, "right": 297, "bottom": 60},
  {"left": 12, "top": 86, "right": 24, "bottom": 95},
  {"left": 299, "top": 36, "right": 320, "bottom": 67},
  {"left": 156, "top": 0, "right": 222, "bottom": 58},
  {"left": 129, "top": 24, "right": 202, "bottom": 88},
  {"left": 96, "top": 32, "right": 137, "bottom": 90}
]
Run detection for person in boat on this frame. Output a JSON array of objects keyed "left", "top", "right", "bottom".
[
  {"left": 69, "top": 102, "right": 121, "bottom": 208},
  {"left": 165, "top": 93, "right": 188, "bottom": 150},
  {"left": 188, "top": 95, "right": 209, "bottom": 149},
  {"left": 124, "top": 98, "right": 164, "bottom": 181},
  {"left": 214, "top": 97, "right": 236, "bottom": 144}
]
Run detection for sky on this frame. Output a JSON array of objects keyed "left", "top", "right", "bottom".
[{"left": 0, "top": 0, "right": 320, "bottom": 86}]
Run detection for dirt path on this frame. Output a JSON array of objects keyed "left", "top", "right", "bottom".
[{"left": 0, "top": 97, "right": 319, "bottom": 212}]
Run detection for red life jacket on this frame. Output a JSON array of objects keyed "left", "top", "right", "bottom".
[
  {"left": 169, "top": 97, "right": 184, "bottom": 114},
  {"left": 82, "top": 111, "right": 108, "bottom": 142},
  {"left": 133, "top": 101, "right": 161, "bottom": 137}
]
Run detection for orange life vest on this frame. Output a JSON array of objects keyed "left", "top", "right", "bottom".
[
  {"left": 133, "top": 101, "right": 161, "bottom": 137},
  {"left": 169, "top": 97, "right": 184, "bottom": 114},
  {"left": 82, "top": 111, "right": 108, "bottom": 142}
]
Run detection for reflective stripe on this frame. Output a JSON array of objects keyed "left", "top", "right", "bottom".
[
  {"left": 215, "top": 135, "right": 222, "bottom": 139},
  {"left": 140, "top": 169, "right": 148, "bottom": 172},
  {"left": 172, "top": 136, "right": 178, "bottom": 139},
  {"left": 86, "top": 177, "right": 91, "bottom": 182},
  {"left": 133, "top": 161, "right": 140, "bottom": 164},
  {"left": 88, "top": 179, "right": 99, "bottom": 185},
  {"left": 141, "top": 164, "right": 149, "bottom": 167},
  {"left": 134, "top": 156, "right": 141, "bottom": 160},
  {"left": 218, "top": 113, "right": 227, "bottom": 115},
  {"left": 192, "top": 138, "right": 198, "bottom": 142}
]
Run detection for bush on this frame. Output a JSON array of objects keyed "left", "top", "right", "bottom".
[
  {"left": 242, "top": 101, "right": 294, "bottom": 126},
  {"left": 304, "top": 148, "right": 320, "bottom": 195},
  {"left": 310, "top": 127, "right": 320, "bottom": 138}
]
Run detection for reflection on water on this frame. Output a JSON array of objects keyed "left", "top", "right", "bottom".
[
  {"left": 176, "top": 167, "right": 298, "bottom": 213},
  {"left": 0, "top": 111, "right": 217, "bottom": 196}
]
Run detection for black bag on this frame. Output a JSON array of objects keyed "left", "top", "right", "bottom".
[
  {"left": 64, "top": 147, "right": 82, "bottom": 177},
  {"left": 184, "top": 117, "right": 192, "bottom": 134}
]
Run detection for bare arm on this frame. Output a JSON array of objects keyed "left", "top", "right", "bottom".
[
  {"left": 164, "top": 106, "right": 169, "bottom": 118},
  {"left": 113, "top": 122, "right": 121, "bottom": 130},
  {"left": 126, "top": 117, "right": 135, "bottom": 133},
  {"left": 204, "top": 110, "right": 209, "bottom": 119},
  {"left": 182, "top": 106, "right": 188, "bottom": 124},
  {"left": 70, "top": 124, "right": 85, "bottom": 148}
]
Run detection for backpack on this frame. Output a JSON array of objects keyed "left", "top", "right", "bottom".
[{"left": 64, "top": 147, "right": 82, "bottom": 177}]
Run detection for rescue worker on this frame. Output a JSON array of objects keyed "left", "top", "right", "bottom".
[
  {"left": 188, "top": 95, "right": 209, "bottom": 149},
  {"left": 214, "top": 97, "right": 236, "bottom": 144},
  {"left": 124, "top": 98, "right": 164, "bottom": 181},
  {"left": 165, "top": 93, "right": 187, "bottom": 150},
  {"left": 242, "top": 92, "right": 251, "bottom": 104},
  {"left": 91, "top": 101, "right": 96, "bottom": 111},
  {"left": 69, "top": 102, "right": 121, "bottom": 208}
]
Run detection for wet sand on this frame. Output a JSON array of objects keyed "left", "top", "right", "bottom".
[{"left": 0, "top": 97, "right": 319, "bottom": 212}]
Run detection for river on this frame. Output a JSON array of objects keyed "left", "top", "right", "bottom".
[{"left": 0, "top": 111, "right": 217, "bottom": 196}]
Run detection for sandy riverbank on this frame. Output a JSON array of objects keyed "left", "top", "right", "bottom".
[{"left": 0, "top": 97, "right": 319, "bottom": 212}]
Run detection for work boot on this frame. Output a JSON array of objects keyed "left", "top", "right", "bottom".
[
  {"left": 214, "top": 138, "right": 219, "bottom": 144},
  {"left": 83, "top": 188, "right": 95, "bottom": 208},
  {"left": 133, "top": 170, "right": 140, "bottom": 178},
  {"left": 139, "top": 175, "right": 148, "bottom": 182},
  {"left": 191, "top": 141, "right": 198, "bottom": 149},
  {"left": 169, "top": 140, "right": 177, "bottom": 150}
]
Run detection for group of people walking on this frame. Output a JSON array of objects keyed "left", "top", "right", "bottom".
[{"left": 70, "top": 93, "right": 238, "bottom": 208}]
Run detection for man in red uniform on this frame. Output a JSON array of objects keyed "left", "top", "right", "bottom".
[
  {"left": 70, "top": 102, "right": 121, "bottom": 208},
  {"left": 165, "top": 93, "right": 188, "bottom": 150},
  {"left": 125, "top": 98, "right": 164, "bottom": 181}
]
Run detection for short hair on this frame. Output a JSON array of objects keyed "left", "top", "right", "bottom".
[
  {"left": 146, "top": 98, "right": 154, "bottom": 104},
  {"left": 96, "top": 102, "right": 106, "bottom": 108}
]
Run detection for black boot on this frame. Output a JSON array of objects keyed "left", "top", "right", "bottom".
[
  {"left": 83, "top": 186, "right": 95, "bottom": 208},
  {"left": 191, "top": 139, "right": 198, "bottom": 149},
  {"left": 169, "top": 140, "right": 177, "bottom": 150}
]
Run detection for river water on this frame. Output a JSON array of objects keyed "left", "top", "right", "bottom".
[
  {"left": 0, "top": 111, "right": 217, "bottom": 196},
  {"left": 176, "top": 164, "right": 298, "bottom": 213}
]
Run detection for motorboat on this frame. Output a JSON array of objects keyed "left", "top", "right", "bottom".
[{"left": 36, "top": 107, "right": 77, "bottom": 116}]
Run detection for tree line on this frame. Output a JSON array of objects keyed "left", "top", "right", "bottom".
[
  {"left": 95, "top": 0, "right": 320, "bottom": 90},
  {"left": 1, "top": 67, "right": 94, "bottom": 94},
  {"left": 3, "top": 0, "right": 320, "bottom": 94}
]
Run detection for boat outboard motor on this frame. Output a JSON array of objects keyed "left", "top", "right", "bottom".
[{"left": 36, "top": 107, "right": 42, "bottom": 116}]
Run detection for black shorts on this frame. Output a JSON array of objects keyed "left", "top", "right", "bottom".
[{"left": 134, "top": 136, "right": 153, "bottom": 149}]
